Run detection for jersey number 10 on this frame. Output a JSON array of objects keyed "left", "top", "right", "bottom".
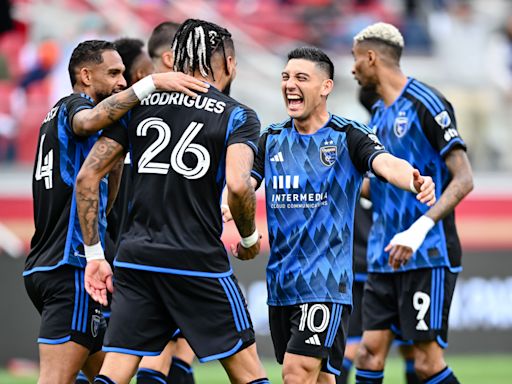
[{"left": 136, "top": 117, "right": 211, "bottom": 179}]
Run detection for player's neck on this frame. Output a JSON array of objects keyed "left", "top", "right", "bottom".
[
  {"left": 293, "top": 110, "right": 330, "bottom": 135},
  {"left": 377, "top": 69, "right": 408, "bottom": 107},
  {"left": 73, "top": 85, "right": 97, "bottom": 104},
  {"left": 191, "top": 70, "right": 224, "bottom": 93}
]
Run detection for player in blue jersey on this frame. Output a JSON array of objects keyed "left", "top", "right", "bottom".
[
  {"left": 351, "top": 23, "right": 474, "bottom": 384},
  {"left": 24, "top": 39, "right": 208, "bottom": 384},
  {"left": 75, "top": 19, "right": 269, "bottom": 384},
  {"left": 248, "top": 47, "right": 436, "bottom": 384}
]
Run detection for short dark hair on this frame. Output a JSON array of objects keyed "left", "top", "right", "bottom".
[
  {"left": 148, "top": 21, "right": 180, "bottom": 59},
  {"left": 287, "top": 47, "right": 334, "bottom": 80},
  {"left": 172, "top": 18, "right": 233, "bottom": 80},
  {"left": 114, "top": 38, "right": 145, "bottom": 85},
  {"left": 68, "top": 40, "right": 116, "bottom": 86}
]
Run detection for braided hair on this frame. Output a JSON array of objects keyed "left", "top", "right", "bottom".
[{"left": 172, "top": 19, "right": 233, "bottom": 80}]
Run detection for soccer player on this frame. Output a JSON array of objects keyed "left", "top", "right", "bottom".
[
  {"left": 337, "top": 88, "right": 420, "bottom": 384},
  {"left": 147, "top": 21, "right": 180, "bottom": 73},
  {"left": 249, "top": 47, "right": 435, "bottom": 384},
  {"left": 75, "top": 19, "right": 269, "bottom": 384},
  {"left": 23, "top": 40, "right": 207, "bottom": 384},
  {"left": 351, "top": 23, "right": 473, "bottom": 384}
]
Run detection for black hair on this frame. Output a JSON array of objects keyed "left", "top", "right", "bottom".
[
  {"left": 358, "top": 86, "right": 380, "bottom": 114},
  {"left": 359, "top": 38, "right": 402, "bottom": 63},
  {"left": 287, "top": 47, "right": 334, "bottom": 80},
  {"left": 114, "top": 37, "right": 145, "bottom": 86},
  {"left": 148, "top": 21, "right": 180, "bottom": 59},
  {"left": 172, "top": 18, "right": 233, "bottom": 80},
  {"left": 68, "top": 40, "right": 116, "bottom": 86}
]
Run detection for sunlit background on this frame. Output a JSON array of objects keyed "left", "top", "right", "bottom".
[{"left": 0, "top": 0, "right": 511, "bottom": 383}]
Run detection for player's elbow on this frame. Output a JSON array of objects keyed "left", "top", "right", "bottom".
[
  {"left": 76, "top": 166, "right": 100, "bottom": 192},
  {"left": 227, "top": 178, "right": 253, "bottom": 198}
]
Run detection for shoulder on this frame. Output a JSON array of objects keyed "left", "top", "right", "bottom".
[
  {"left": 264, "top": 117, "right": 292, "bottom": 135},
  {"left": 404, "top": 78, "right": 451, "bottom": 117},
  {"left": 330, "top": 114, "right": 373, "bottom": 135}
]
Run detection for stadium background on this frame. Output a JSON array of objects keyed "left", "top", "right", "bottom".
[{"left": 0, "top": 0, "right": 511, "bottom": 382}]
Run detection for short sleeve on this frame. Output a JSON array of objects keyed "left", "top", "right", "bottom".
[
  {"left": 420, "top": 99, "right": 467, "bottom": 158},
  {"left": 226, "top": 106, "right": 260, "bottom": 155},
  {"left": 100, "top": 115, "right": 130, "bottom": 151},
  {"left": 251, "top": 131, "right": 268, "bottom": 188},
  {"left": 65, "top": 93, "right": 95, "bottom": 133},
  {"left": 346, "top": 124, "right": 388, "bottom": 175}
]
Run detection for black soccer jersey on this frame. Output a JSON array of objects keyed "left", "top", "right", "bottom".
[
  {"left": 102, "top": 86, "right": 260, "bottom": 276},
  {"left": 24, "top": 93, "right": 109, "bottom": 275}
]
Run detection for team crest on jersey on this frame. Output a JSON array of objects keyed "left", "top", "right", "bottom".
[
  {"left": 320, "top": 141, "right": 337, "bottom": 167},
  {"left": 435, "top": 111, "right": 451, "bottom": 128},
  {"left": 393, "top": 112, "right": 409, "bottom": 138},
  {"left": 91, "top": 314, "right": 101, "bottom": 338}
]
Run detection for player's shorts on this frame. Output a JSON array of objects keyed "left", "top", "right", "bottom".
[
  {"left": 269, "top": 303, "right": 350, "bottom": 376},
  {"left": 363, "top": 267, "right": 457, "bottom": 346},
  {"left": 24, "top": 265, "right": 106, "bottom": 353},
  {"left": 347, "top": 280, "right": 365, "bottom": 342},
  {"left": 104, "top": 267, "right": 255, "bottom": 362}
]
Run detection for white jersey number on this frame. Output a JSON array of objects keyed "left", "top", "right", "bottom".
[
  {"left": 34, "top": 134, "right": 53, "bottom": 189},
  {"left": 413, "top": 291, "right": 431, "bottom": 331},
  {"left": 299, "top": 303, "right": 330, "bottom": 333},
  {"left": 136, "top": 117, "right": 210, "bottom": 179}
]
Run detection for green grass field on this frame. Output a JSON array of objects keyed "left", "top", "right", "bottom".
[{"left": 1, "top": 355, "right": 511, "bottom": 383}]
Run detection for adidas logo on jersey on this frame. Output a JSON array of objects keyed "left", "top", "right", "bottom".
[
  {"left": 270, "top": 152, "right": 284, "bottom": 162},
  {"left": 305, "top": 334, "right": 321, "bottom": 346}
]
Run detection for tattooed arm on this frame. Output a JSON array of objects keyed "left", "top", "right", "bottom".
[
  {"left": 76, "top": 137, "right": 125, "bottom": 245},
  {"left": 106, "top": 155, "right": 124, "bottom": 215},
  {"left": 225, "top": 143, "right": 260, "bottom": 260},
  {"left": 424, "top": 148, "right": 473, "bottom": 222},
  {"left": 72, "top": 72, "right": 210, "bottom": 137}
]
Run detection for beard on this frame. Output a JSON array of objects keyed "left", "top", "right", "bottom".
[{"left": 222, "top": 79, "right": 232, "bottom": 96}]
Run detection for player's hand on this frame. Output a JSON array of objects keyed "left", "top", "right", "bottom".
[
  {"left": 385, "top": 242, "right": 414, "bottom": 270},
  {"left": 221, "top": 204, "right": 233, "bottom": 223},
  {"left": 230, "top": 235, "right": 262, "bottom": 261},
  {"left": 84, "top": 260, "right": 114, "bottom": 306},
  {"left": 152, "top": 72, "right": 209, "bottom": 98},
  {"left": 412, "top": 169, "right": 436, "bottom": 206}
]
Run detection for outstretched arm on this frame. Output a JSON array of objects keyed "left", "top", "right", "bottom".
[
  {"left": 76, "top": 136, "right": 125, "bottom": 305},
  {"left": 225, "top": 143, "right": 260, "bottom": 260},
  {"left": 72, "top": 72, "right": 209, "bottom": 136}
]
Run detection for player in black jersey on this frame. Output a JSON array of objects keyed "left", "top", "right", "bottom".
[
  {"left": 24, "top": 39, "right": 208, "bottom": 384},
  {"left": 76, "top": 19, "right": 269, "bottom": 384}
]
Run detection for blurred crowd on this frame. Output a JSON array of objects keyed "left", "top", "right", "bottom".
[{"left": 1, "top": 0, "right": 512, "bottom": 171}]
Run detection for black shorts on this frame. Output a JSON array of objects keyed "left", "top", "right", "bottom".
[
  {"left": 24, "top": 265, "right": 106, "bottom": 353},
  {"left": 347, "top": 280, "right": 365, "bottom": 341},
  {"left": 269, "top": 303, "right": 350, "bottom": 376},
  {"left": 104, "top": 267, "right": 255, "bottom": 362},
  {"left": 363, "top": 267, "right": 457, "bottom": 346}
]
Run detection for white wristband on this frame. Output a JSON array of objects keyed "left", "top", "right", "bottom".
[
  {"left": 240, "top": 229, "right": 259, "bottom": 249},
  {"left": 389, "top": 215, "right": 435, "bottom": 253},
  {"left": 411, "top": 215, "right": 435, "bottom": 234},
  {"left": 410, "top": 177, "right": 418, "bottom": 194},
  {"left": 84, "top": 242, "right": 105, "bottom": 261},
  {"left": 132, "top": 75, "right": 156, "bottom": 101}
]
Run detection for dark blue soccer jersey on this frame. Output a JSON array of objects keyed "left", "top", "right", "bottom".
[
  {"left": 252, "top": 115, "right": 387, "bottom": 306},
  {"left": 367, "top": 78, "right": 466, "bottom": 273},
  {"left": 24, "top": 93, "right": 109, "bottom": 275}
]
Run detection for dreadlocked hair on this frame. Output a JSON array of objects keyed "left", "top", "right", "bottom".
[{"left": 172, "top": 19, "right": 233, "bottom": 80}]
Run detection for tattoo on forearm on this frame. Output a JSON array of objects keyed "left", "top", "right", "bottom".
[
  {"left": 77, "top": 185, "right": 100, "bottom": 244},
  {"left": 426, "top": 149, "right": 473, "bottom": 222}
]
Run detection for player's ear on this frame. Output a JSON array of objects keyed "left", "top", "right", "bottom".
[
  {"left": 225, "top": 55, "right": 236, "bottom": 79},
  {"left": 367, "top": 49, "right": 377, "bottom": 66},
  {"left": 79, "top": 66, "right": 93, "bottom": 86},
  {"left": 161, "top": 50, "right": 174, "bottom": 71},
  {"left": 321, "top": 78, "right": 333, "bottom": 98}
]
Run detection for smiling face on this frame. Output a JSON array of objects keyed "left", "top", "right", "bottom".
[
  {"left": 88, "top": 50, "right": 127, "bottom": 101},
  {"left": 281, "top": 58, "right": 332, "bottom": 122}
]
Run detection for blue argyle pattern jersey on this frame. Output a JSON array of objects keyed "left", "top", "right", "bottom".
[
  {"left": 25, "top": 93, "right": 109, "bottom": 275},
  {"left": 367, "top": 78, "right": 466, "bottom": 273},
  {"left": 252, "top": 115, "right": 387, "bottom": 306}
]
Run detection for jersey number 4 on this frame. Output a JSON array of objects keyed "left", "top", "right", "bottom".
[
  {"left": 35, "top": 134, "right": 53, "bottom": 189},
  {"left": 136, "top": 117, "right": 210, "bottom": 179}
]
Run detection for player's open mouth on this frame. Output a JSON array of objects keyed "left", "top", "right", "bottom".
[{"left": 287, "top": 94, "right": 303, "bottom": 107}]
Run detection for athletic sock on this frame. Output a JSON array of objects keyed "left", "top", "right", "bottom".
[
  {"left": 167, "top": 357, "right": 195, "bottom": 384},
  {"left": 94, "top": 375, "right": 116, "bottom": 384},
  {"left": 423, "top": 367, "right": 460, "bottom": 384},
  {"left": 405, "top": 359, "right": 421, "bottom": 384},
  {"left": 355, "top": 368, "right": 384, "bottom": 383},
  {"left": 247, "top": 379, "right": 270, "bottom": 384},
  {"left": 137, "top": 368, "right": 168, "bottom": 384},
  {"left": 336, "top": 358, "right": 353, "bottom": 384},
  {"left": 76, "top": 371, "right": 89, "bottom": 384}
]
